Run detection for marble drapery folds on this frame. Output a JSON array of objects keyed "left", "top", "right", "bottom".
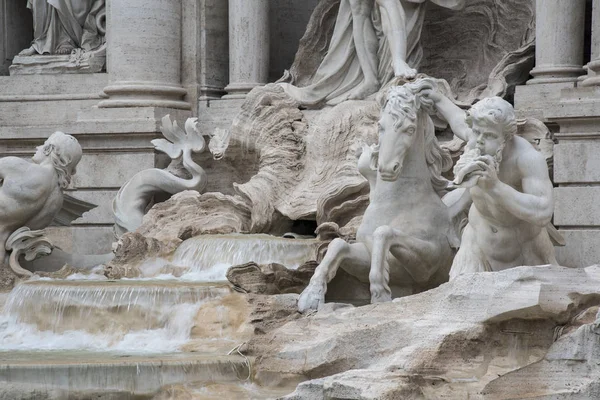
[
  {"left": 26, "top": 0, "right": 105, "bottom": 55},
  {"left": 279, "top": 0, "right": 465, "bottom": 107}
]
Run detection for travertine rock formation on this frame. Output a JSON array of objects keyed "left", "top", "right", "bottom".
[
  {"left": 134, "top": 83, "right": 380, "bottom": 243},
  {"left": 226, "top": 261, "right": 318, "bottom": 295},
  {"left": 136, "top": 191, "right": 252, "bottom": 243},
  {"left": 103, "top": 232, "right": 179, "bottom": 279},
  {"left": 484, "top": 309, "right": 600, "bottom": 399},
  {"left": 245, "top": 266, "right": 600, "bottom": 399},
  {"left": 230, "top": 84, "right": 379, "bottom": 233}
]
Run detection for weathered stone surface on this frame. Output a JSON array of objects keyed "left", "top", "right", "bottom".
[
  {"left": 230, "top": 84, "right": 378, "bottom": 232},
  {"left": 484, "top": 311, "right": 600, "bottom": 399},
  {"left": 554, "top": 141, "right": 600, "bottom": 184},
  {"left": 246, "top": 293, "right": 302, "bottom": 336},
  {"left": 103, "top": 232, "right": 179, "bottom": 279},
  {"left": 555, "top": 187, "right": 600, "bottom": 226},
  {"left": 555, "top": 230, "right": 600, "bottom": 269},
  {"left": 245, "top": 266, "right": 600, "bottom": 398},
  {"left": 183, "top": 292, "right": 301, "bottom": 350},
  {"left": 226, "top": 261, "right": 317, "bottom": 295},
  {"left": 136, "top": 191, "right": 252, "bottom": 243}
]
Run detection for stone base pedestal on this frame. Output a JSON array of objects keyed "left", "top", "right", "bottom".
[
  {"left": 9, "top": 46, "right": 106, "bottom": 76},
  {"left": 514, "top": 82, "right": 576, "bottom": 121}
]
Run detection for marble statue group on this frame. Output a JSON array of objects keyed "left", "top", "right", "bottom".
[
  {"left": 1, "top": 0, "right": 560, "bottom": 308},
  {"left": 298, "top": 77, "right": 559, "bottom": 311},
  {"left": 5, "top": 1, "right": 600, "bottom": 398}
]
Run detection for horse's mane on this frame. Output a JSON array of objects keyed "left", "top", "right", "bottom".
[{"left": 384, "top": 79, "right": 452, "bottom": 195}]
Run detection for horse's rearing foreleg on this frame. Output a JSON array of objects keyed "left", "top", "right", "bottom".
[
  {"left": 298, "top": 239, "right": 369, "bottom": 313},
  {"left": 369, "top": 226, "right": 394, "bottom": 303},
  {"left": 369, "top": 225, "right": 441, "bottom": 303}
]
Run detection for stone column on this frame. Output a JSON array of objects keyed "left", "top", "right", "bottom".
[
  {"left": 223, "top": 0, "right": 269, "bottom": 98},
  {"left": 582, "top": 0, "right": 600, "bottom": 86},
  {"left": 98, "top": 0, "right": 190, "bottom": 109},
  {"left": 528, "top": 0, "right": 586, "bottom": 84}
]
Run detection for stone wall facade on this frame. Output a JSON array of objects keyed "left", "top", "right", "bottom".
[{"left": 515, "top": 0, "right": 600, "bottom": 267}]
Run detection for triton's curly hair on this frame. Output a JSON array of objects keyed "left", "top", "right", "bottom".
[{"left": 466, "top": 97, "right": 517, "bottom": 140}]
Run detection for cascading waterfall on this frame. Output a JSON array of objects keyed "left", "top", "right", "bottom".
[
  {"left": 0, "top": 280, "right": 231, "bottom": 353},
  {"left": 138, "top": 234, "right": 321, "bottom": 280},
  {"left": 0, "top": 234, "right": 319, "bottom": 397}
]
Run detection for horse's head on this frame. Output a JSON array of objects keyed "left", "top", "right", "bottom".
[{"left": 377, "top": 79, "right": 437, "bottom": 181}]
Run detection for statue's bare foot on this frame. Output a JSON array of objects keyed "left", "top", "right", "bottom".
[
  {"left": 298, "top": 281, "right": 326, "bottom": 313},
  {"left": 18, "top": 46, "right": 37, "bottom": 56},
  {"left": 394, "top": 62, "right": 417, "bottom": 80},
  {"left": 56, "top": 45, "right": 75, "bottom": 55},
  {"left": 345, "top": 79, "right": 380, "bottom": 101},
  {"left": 370, "top": 289, "right": 392, "bottom": 303}
]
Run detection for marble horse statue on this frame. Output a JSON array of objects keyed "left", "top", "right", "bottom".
[{"left": 298, "top": 78, "right": 463, "bottom": 312}]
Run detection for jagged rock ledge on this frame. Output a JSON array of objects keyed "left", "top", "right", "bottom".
[{"left": 243, "top": 265, "right": 600, "bottom": 399}]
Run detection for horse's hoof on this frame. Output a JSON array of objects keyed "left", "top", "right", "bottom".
[
  {"left": 298, "top": 283, "right": 325, "bottom": 313},
  {"left": 370, "top": 291, "right": 392, "bottom": 303}
]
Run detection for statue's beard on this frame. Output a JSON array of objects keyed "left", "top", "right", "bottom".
[{"left": 491, "top": 140, "right": 505, "bottom": 172}]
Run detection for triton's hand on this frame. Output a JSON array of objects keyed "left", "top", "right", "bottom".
[
  {"left": 472, "top": 156, "right": 499, "bottom": 190},
  {"left": 421, "top": 88, "right": 444, "bottom": 104}
]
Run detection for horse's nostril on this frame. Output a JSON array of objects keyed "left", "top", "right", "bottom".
[{"left": 392, "top": 163, "right": 400, "bottom": 172}]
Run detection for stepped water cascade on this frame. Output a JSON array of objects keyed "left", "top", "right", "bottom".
[
  {"left": 131, "top": 234, "right": 321, "bottom": 281},
  {"left": 0, "top": 235, "right": 319, "bottom": 399}
]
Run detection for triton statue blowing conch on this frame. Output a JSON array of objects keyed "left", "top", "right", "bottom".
[{"left": 424, "top": 91, "right": 560, "bottom": 279}]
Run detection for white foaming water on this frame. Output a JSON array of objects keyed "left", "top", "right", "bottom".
[
  {"left": 0, "top": 303, "right": 200, "bottom": 353},
  {"left": 0, "top": 234, "right": 319, "bottom": 354},
  {"left": 168, "top": 234, "right": 320, "bottom": 279},
  {"left": 0, "top": 281, "right": 230, "bottom": 353}
]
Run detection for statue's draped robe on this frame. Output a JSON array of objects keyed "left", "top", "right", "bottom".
[
  {"left": 27, "top": 0, "right": 105, "bottom": 54},
  {"left": 280, "top": 0, "right": 464, "bottom": 106}
]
